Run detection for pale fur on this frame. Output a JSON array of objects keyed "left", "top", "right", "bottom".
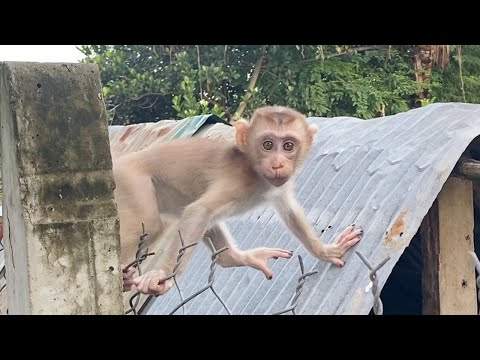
[{"left": 114, "top": 106, "right": 362, "bottom": 296}]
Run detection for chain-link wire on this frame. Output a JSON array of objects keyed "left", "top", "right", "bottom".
[
  {"left": 0, "top": 265, "right": 5, "bottom": 295},
  {"left": 169, "top": 230, "right": 196, "bottom": 315},
  {"left": 0, "top": 237, "right": 6, "bottom": 296},
  {"left": 469, "top": 251, "right": 480, "bottom": 315},
  {"left": 169, "top": 238, "right": 231, "bottom": 315},
  {"left": 124, "top": 223, "right": 155, "bottom": 315},
  {"left": 139, "top": 230, "right": 199, "bottom": 315},
  {"left": 270, "top": 255, "right": 318, "bottom": 315},
  {"left": 355, "top": 251, "right": 390, "bottom": 315},
  {"left": 127, "top": 230, "right": 199, "bottom": 315},
  {"left": 0, "top": 234, "right": 7, "bottom": 314}
]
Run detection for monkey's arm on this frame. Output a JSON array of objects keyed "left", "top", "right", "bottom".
[
  {"left": 273, "top": 193, "right": 362, "bottom": 267},
  {"left": 133, "top": 189, "right": 237, "bottom": 295},
  {"left": 134, "top": 190, "right": 294, "bottom": 295},
  {"left": 205, "top": 222, "right": 292, "bottom": 279}
]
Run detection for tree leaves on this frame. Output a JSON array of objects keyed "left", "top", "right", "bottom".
[{"left": 79, "top": 45, "right": 479, "bottom": 125}]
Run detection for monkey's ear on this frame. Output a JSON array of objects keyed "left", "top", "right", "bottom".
[
  {"left": 308, "top": 124, "right": 318, "bottom": 137},
  {"left": 234, "top": 119, "right": 249, "bottom": 151}
]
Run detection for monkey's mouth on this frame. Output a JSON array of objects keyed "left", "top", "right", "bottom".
[{"left": 265, "top": 176, "right": 289, "bottom": 187}]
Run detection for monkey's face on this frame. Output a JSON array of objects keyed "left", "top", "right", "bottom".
[
  {"left": 253, "top": 135, "right": 298, "bottom": 187},
  {"left": 248, "top": 120, "right": 314, "bottom": 187},
  {"left": 235, "top": 106, "right": 317, "bottom": 187}
]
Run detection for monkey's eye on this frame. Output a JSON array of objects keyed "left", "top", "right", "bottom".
[
  {"left": 263, "top": 140, "right": 274, "bottom": 150},
  {"left": 283, "top": 141, "right": 294, "bottom": 151}
]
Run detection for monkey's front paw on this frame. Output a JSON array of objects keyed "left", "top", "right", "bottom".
[
  {"left": 122, "top": 265, "right": 137, "bottom": 292},
  {"left": 243, "top": 247, "right": 294, "bottom": 280},
  {"left": 324, "top": 224, "right": 363, "bottom": 267},
  {"left": 132, "top": 269, "right": 174, "bottom": 296}
]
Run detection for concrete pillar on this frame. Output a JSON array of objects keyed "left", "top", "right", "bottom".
[{"left": 0, "top": 62, "right": 123, "bottom": 314}]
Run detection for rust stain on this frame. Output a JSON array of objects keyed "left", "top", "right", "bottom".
[
  {"left": 385, "top": 210, "right": 407, "bottom": 250},
  {"left": 119, "top": 127, "right": 134, "bottom": 143}
]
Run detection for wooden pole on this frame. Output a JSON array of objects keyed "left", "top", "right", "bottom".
[
  {"left": 453, "top": 158, "right": 480, "bottom": 181},
  {"left": 421, "top": 177, "right": 477, "bottom": 314}
]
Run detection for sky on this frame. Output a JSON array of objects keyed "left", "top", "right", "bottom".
[{"left": 0, "top": 45, "right": 85, "bottom": 63}]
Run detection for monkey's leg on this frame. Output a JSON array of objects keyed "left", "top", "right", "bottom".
[
  {"left": 205, "top": 222, "right": 293, "bottom": 280},
  {"left": 115, "top": 174, "right": 165, "bottom": 262},
  {"left": 135, "top": 190, "right": 290, "bottom": 293}
]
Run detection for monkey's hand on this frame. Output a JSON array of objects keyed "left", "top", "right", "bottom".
[
  {"left": 122, "top": 265, "right": 137, "bottom": 292},
  {"left": 241, "top": 248, "right": 294, "bottom": 280},
  {"left": 132, "top": 269, "right": 174, "bottom": 296},
  {"left": 319, "top": 224, "right": 362, "bottom": 267}
]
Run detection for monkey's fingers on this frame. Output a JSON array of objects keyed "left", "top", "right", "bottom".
[
  {"left": 122, "top": 266, "right": 137, "bottom": 279},
  {"left": 341, "top": 236, "right": 361, "bottom": 253},
  {"left": 325, "top": 235, "right": 362, "bottom": 268},
  {"left": 259, "top": 265, "right": 274, "bottom": 280},
  {"left": 337, "top": 223, "right": 356, "bottom": 239},
  {"left": 267, "top": 249, "right": 294, "bottom": 260},
  {"left": 133, "top": 271, "right": 171, "bottom": 296},
  {"left": 246, "top": 257, "right": 274, "bottom": 280},
  {"left": 123, "top": 279, "right": 135, "bottom": 292},
  {"left": 329, "top": 257, "right": 345, "bottom": 268},
  {"left": 337, "top": 228, "right": 363, "bottom": 245},
  {"left": 137, "top": 279, "right": 167, "bottom": 296}
]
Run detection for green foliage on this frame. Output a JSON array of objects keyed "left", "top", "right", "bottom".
[
  {"left": 79, "top": 45, "right": 480, "bottom": 125},
  {"left": 80, "top": 45, "right": 260, "bottom": 124},
  {"left": 261, "top": 47, "right": 418, "bottom": 119},
  {"left": 431, "top": 45, "right": 480, "bottom": 104}
]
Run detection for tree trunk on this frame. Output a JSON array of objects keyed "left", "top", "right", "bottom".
[
  {"left": 414, "top": 45, "right": 434, "bottom": 100},
  {"left": 414, "top": 45, "right": 450, "bottom": 101},
  {"left": 232, "top": 45, "right": 267, "bottom": 123}
]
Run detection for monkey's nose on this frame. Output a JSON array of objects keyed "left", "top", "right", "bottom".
[{"left": 272, "top": 164, "right": 284, "bottom": 170}]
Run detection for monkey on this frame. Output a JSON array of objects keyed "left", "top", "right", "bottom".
[{"left": 112, "top": 106, "right": 362, "bottom": 296}]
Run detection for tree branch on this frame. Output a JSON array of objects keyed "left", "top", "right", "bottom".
[
  {"left": 131, "top": 92, "right": 168, "bottom": 101},
  {"left": 232, "top": 45, "right": 267, "bottom": 122},
  {"left": 301, "top": 45, "right": 390, "bottom": 64},
  {"left": 330, "top": 45, "right": 389, "bottom": 57},
  {"left": 197, "top": 45, "right": 203, "bottom": 100},
  {"left": 458, "top": 45, "right": 467, "bottom": 102}
]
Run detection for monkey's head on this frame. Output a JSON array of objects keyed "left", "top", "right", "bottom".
[{"left": 235, "top": 106, "right": 317, "bottom": 187}]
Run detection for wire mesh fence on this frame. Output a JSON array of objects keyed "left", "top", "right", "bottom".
[
  {"left": 2, "top": 221, "right": 478, "bottom": 315},
  {"left": 270, "top": 255, "right": 318, "bottom": 315},
  {"left": 355, "top": 251, "right": 390, "bottom": 315},
  {"left": 125, "top": 227, "right": 392, "bottom": 315},
  {"left": 0, "top": 236, "right": 6, "bottom": 315}
]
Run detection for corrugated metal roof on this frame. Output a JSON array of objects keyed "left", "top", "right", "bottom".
[
  {"left": 136, "top": 102, "right": 480, "bottom": 315},
  {"left": 109, "top": 115, "right": 234, "bottom": 157}
]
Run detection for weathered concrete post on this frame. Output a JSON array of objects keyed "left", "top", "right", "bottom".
[{"left": 0, "top": 62, "right": 123, "bottom": 314}]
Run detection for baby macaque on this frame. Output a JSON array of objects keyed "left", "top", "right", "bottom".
[{"left": 113, "top": 106, "right": 362, "bottom": 296}]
